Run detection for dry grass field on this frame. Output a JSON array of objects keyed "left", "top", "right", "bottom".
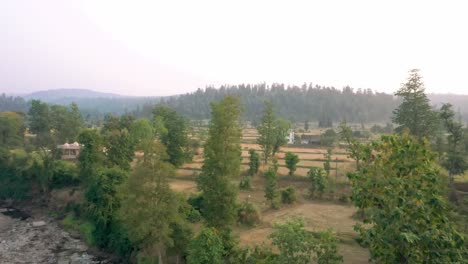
[{"left": 169, "top": 128, "right": 369, "bottom": 263}]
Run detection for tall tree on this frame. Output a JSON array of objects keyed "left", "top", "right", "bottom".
[
  {"left": 77, "top": 129, "right": 103, "bottom": 184},
  {"left": 0, "top": 112, "right": 25, "bottom": 148},
  {"left": 129, "top": 118, "right": 154, "bottom": 150},
  {"left": 187, "top": 228, "right": 224, "bottom": 264},
  {"left": 197, "top": 96, "right": 242, "bottom": 230},
  {"left": 349, "top": 134, "right": 464, "bottom": 263},
  {"left": 101, "top": 115, "right": 136, "bottom": 171},
  {"left": 257, "top": 101, "right": 276, "bottom": 164},
  {"left": 272, "top": 118, "right": 291, "bottom": 156},
  {"left": 153, "top": 105, "right": 189, "bottom": 167},
  {"left": 28, "top": 100, "right": 53, "bottom": 148},
  {"left": 264, "top": 161, "right": 279, "bottom": 209},
  {"left": 119, "top": 141, "right": 179, "bottom": 263},
  {"left": 257, "top": 102, "right": 290, "bottom": 164},
  {"left": 392, "top": 69, "right": 438, "bottom": 139},
  {"left": 439, "top": 103, "right": 467, "bottom": 183}
]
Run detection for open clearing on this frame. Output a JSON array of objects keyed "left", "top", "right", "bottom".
[{"left": 171, "top": 128, "right": 369, "bottom": 263}]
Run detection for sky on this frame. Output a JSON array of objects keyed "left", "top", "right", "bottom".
[{"left": 1, "top": 0, "right": 467, "bottom": 96}]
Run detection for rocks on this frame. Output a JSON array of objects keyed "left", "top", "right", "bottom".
[
  {"left": 0, "top": 212, "right": 107, "bottom": 263},
  {"left": 32, "top": 220, "right": 47, "bottom": 227}
]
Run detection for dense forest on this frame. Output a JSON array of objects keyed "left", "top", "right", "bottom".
[
  {"left": 139, "top": 84, "right": 399, "bottom": 123},
  {"left": 3, "top": 85, "right": 468, "bottom": 124}
]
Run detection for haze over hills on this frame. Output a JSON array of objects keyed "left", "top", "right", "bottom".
[
  {"left": 2, "top": 87, "right": 468, "bottom": 123},
  {"left": 23, "top": 89, "right": 127, "bottom": 102}
]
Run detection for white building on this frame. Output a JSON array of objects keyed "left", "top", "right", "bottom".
[{"left": 287, "top": 130, "right": 295, "bottom": 144}]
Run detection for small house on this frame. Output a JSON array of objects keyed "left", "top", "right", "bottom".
[
  {"left": 57, "top": 142, "right": 81, "bottom": 160},
  {"left": 286, "top": 130, "right": 295, "bottom": 144},
  {"left": 300, "top": 134, "right": 321, "bottom": 145}
]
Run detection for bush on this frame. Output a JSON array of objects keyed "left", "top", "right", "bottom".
[
  {"left": 0, "top": 148, "right": 31, "bottom": 200},
  {"left": 187, "top": 207, "right": 202, "bottom": 223},
  {"left": 237, "top": 201, "right": 261, "bottom": 227},
  {"left": 281, "top": 186, "right": 297, "bottom": 204},
  {"left": 239, "top": 176, "right": 252, "bottom": 190},
  {"left": 187, "top": 193, "right": 204, "bottom": 216},
  {"left": 62, "top": 213, "right": 96, "bottom": 246},
  {"left": 51, "top": 161, "right": 80, "bottom": 188}
]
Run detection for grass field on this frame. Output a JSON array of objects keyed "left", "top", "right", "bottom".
[{"left": 168, "top": 128, "right": 370, "bottom": 263}]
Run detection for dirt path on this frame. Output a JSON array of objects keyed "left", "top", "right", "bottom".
[{"left": 0, "top": 208, "right": 107, "bottom": 264}]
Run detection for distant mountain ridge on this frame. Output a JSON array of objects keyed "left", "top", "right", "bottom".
[{"left": 23, "top": 89, "right": 125, "bottom": 101}]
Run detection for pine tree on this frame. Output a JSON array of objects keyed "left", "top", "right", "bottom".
[{"left": 392, "top": 69, "right": 438, "bottom": 139}]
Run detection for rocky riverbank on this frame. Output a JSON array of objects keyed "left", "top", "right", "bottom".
[{"left": 0, "top": 207, "right": 109, "bottom": 264}]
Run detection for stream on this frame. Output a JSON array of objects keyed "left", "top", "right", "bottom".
[{"left": 0, "top": 207, "right": 110, "bottom": 264}]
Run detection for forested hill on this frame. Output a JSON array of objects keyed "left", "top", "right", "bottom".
[
  {"left": 2, "top": 86, "right": 468, "bottom": 123},
  {"left": 140, "top": 84, "right": 399, "bottom": 123}
]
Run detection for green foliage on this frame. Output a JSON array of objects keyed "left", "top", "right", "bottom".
[
  {"left": 100, "top": 114, "right": 136, "bottom": 171},
  {"left": 130, "top": 118, "right": 154, "bottom": 150},
  {"left": 264, "top": 163, "right": 279, "bottom": 209},
  {"left": 28, "top": 100, "right": 55, "bottom": 150},
  {"left": 308, "top": 168, "right": 327, "bottom": 198},
  {"left": 248, "top": 149, "right": 260, "bottom": 176},
  {"left": 50, "top": 160, "right": 80, "bottom": 188},
  {"left": 167, "top": 221, "right": 193, "bottom": 262},
  {"left": 392, "top": 69, "right": 439, "bottom": 139},
  {"left": 257, "top": 102, "right": 290, "bottom": 164},
  {"left": 0, "top": 148, "right": 31, "bottom": 200},
  {"left": 257, "top": 101, "right": 276, "bottom": 164},
  {"left": 273, "top": 119, "right": 291, "bottom": 155},
  {"left": 315, "top": 230, "right": 343, "bottom": 264},
  {"left": 339, "top": 121, "right": 364, "bottom": 169},
  {"left": 153, "top": 105, "right": 189, "bottom": 167},
  {"left": 62, "top": 213, "right": 96, "bottom": 246},
  {"left": 281, "top": 186, "right": 297, "bottom": 204},
  {"left": 0, "top": 112, "right": 25, "bottom": 148},
  {"left": 439, "top": 103, "right": 467, "bottom": 179},
  {"left": 77, "top": 129, "right": 103, "bottom": 184},
  {"left": 239, "top": 176, "right": 252, "bottom": 190},
  {"left": 133, "top": 84, "right": 399, "bottom": 123},
  {"left": 50, "top": 103, "right": 84, "bottom": 143},
  {"left": 269, "top": 218, "right": 315, "bottom": 264},
  {"left": 119, "top": 141, "right": 179, "bottom": 261},
  {"left": 187, "top": 228, "right": 224, "bottom": 264},
  {"left": 320, "top": 129, "right": 337, "bottom": 147},
  {"left": 349, "top": 134, "right": 465, "bottom": 263},
  {"left": 237, "top": 200, "right": 261, "bottom": 227},
  {"left": 285, "top": 152, "right": 299, "bottom": 176},
  {"left": 198, "top": 96, "right": 242, "bottom": 229},
  {"left": 323, "top": 148, "right": 332, "bottom": 177},
  {"left": 85, "top": 167, "right": 127, "bottom": 248}
]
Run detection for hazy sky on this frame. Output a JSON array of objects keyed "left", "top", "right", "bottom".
[{"left": 1, "top": 0, "right": 467, "bottom": 96}]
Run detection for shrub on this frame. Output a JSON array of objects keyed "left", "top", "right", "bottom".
[
  {"left": 237, "top": 201, "right": 261, "bottom": 227},
  {"left": 186, "top": 207, "right": 202, "bottom": 223},
  {"left": 62, "top": 213, "right": 96, "bottom": 246},
  {"left": 187, "top": 193, "right": 204, "bottom": 217},
  {"left": 281, "top": 186, "right": 297, "bottom": 204},
  {"left": 51, "top": 160, "right": 80, "bottom": 188},
  {"left": 239, "top": 176, "right": 252, "bottom": 190}
]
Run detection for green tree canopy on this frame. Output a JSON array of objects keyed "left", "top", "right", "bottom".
[
  {"left": 0, "top": 112, "right": 25, "bottom": 148},
  {"left": 349, "top": 133, "right": 465, "bottom": 263},
  {"left": 285, "top": 152, "right": 299, "bottom": 177},
  {"left": 392, "top": 69, "right": 438, "bottom": 139},
  {"left": 197, "top": 96, "right": 242, "bottom": 230},
  {"left": 152, "top": 105, "right": 189, "bottom": 167},
  {"left": 119, "top": 141, "right": 179, "bottom": 263}
]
